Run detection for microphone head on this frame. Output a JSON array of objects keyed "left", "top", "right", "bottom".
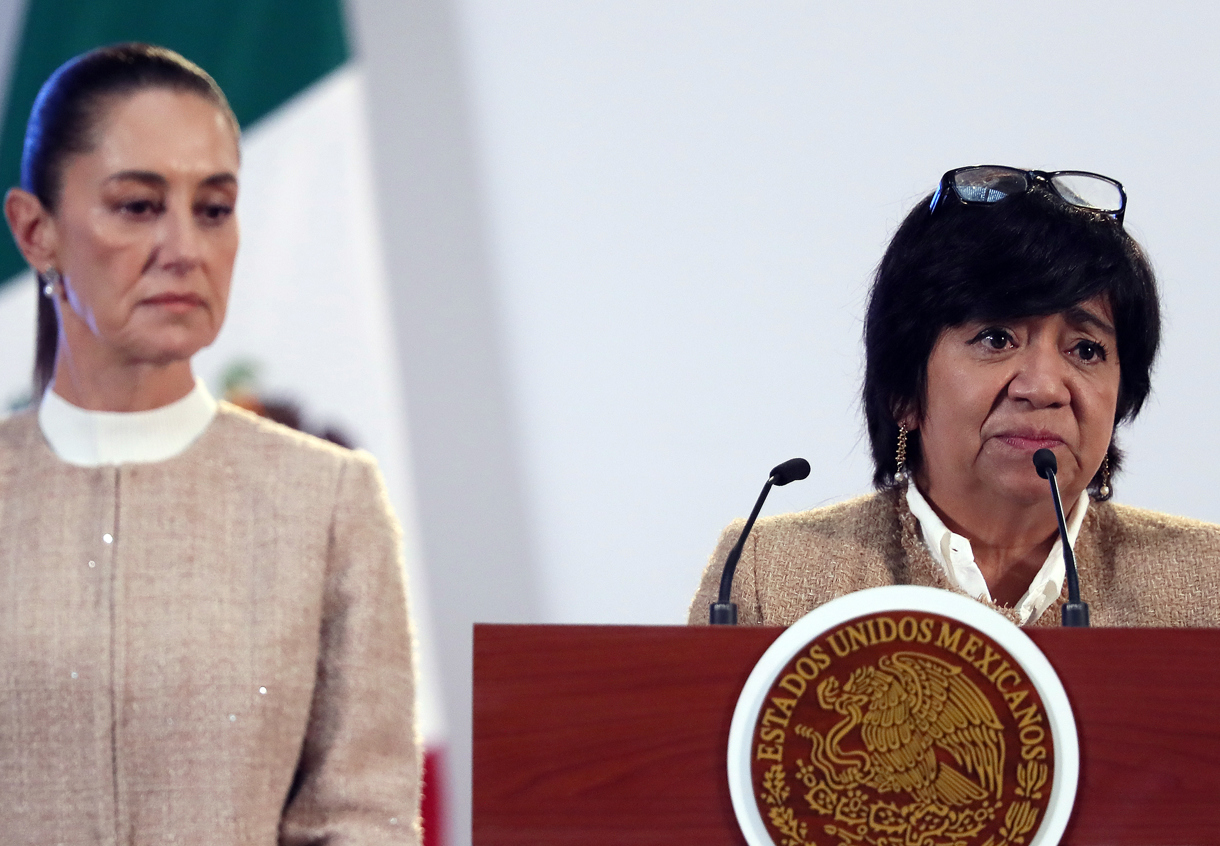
[
  {"left": 1032, "top": 448, "right": 1058, "bottom": 479},
  {"left": 770, "top": 457, "right": 811, "bottom": 486}
]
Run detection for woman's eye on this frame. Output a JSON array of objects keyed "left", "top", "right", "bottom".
[
  {"left": 1073, "top": 340, "right": 1108, "bottom": 362},
  {"left": 970, "top": 328, "right": 1014, "bottom": 351},
  {"left": 196, "top": 202, "right": 234, "bottom": 223},
  {"left": 119, "top": 199, "right": 163, "bottom": 217}
]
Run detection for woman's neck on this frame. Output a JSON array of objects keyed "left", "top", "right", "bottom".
[
  {"left": 915, "top": 475, "right": 1063, "bottom": 607},
  {"left": 50, "top": 349, "right": 196, "bottom": 412}
]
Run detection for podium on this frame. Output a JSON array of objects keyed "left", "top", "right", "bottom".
[{"left": 473, "top": 624, "right": 1220, "bottom": 845}]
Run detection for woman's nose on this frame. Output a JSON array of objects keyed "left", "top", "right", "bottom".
[
  {"left": 1008, "top": 343, "right": 1072, "bottom": 407},
  {"left": 156, "top": 204, "right": 202, "bottom": 271}
]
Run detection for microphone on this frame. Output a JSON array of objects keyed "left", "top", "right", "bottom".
[
  {"left": 1032, "top": 448, "right": 1089, "bottom": 627},
  {"left": 709, "top": 458, "right": 811, "bottom": 625}
]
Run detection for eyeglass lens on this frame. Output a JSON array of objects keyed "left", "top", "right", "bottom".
[
  {"left": 1049, "top": 173, "right": 1123, "bottom": 213},
  {"left": 952, "top": 167, "right": 1028, "bottom": 203}
]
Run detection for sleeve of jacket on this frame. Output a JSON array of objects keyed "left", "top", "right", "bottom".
[
  {"left": 280, "top": 450, "right": 422, "bottom": 845},
  {"left": 686, "top": 518, "right": 764, "bottom": 625}
]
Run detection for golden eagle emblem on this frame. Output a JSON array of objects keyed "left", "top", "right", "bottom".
[
  {"left": 798, "top": 652, "right": 1004, "bottom": 808},
  {"left": 751, "top": 614, "right": 1054, "bottom": 846}
]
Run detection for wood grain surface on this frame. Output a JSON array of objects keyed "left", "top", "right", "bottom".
[{"left": 473, "top": 624, "right": 1220, "bottom": 845}]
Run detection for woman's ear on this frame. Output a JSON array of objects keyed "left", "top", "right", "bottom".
[
  {"left": 896, "top": 406, "right": 919, "bottom": 432},
  {"left": 4, "top": 187, "right": 58, "bottom": 272}
]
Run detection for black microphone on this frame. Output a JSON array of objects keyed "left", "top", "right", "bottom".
[
  {"left": 709, "top": 458, "right": 811, "bottom": 625},
  {"left": 1033, "top": 448, "right": 1089, "bottom": 627}
]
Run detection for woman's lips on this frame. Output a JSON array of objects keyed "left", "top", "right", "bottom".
[
  {"left": 994, "top": 431, "right": 1065, "bottom": 451},
  {"left": 140, "top": 292, "right": 206, "bottom": 313}
]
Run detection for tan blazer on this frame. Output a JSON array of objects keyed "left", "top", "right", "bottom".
[
  {"left": 689, "top": 485, "right": 1220, "bottom": 628},
  {"left": 0, "top": 403, "right": 419, "bottom": 845}
]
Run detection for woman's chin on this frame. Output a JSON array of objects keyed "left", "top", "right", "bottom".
[
  {"left": 996, "top": 479, "right": 1056, "bottom": 510},
  {"left": 120, "top": 339, "right": 210, "bottom": 369},
  {"left": 987, "top": 463, "right": 1091, "bottom": 512},
  {"left": 963, "top": 459, "right": 1066, "bottom": 510},
  {"left": 117, "top": 326, "right": 219, "bottom": 368}
]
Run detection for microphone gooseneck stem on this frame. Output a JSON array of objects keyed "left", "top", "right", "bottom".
[
  {"left": 710, "top": 458, "right": 810, "bottom": 625},
  {"left": 709, "top": 477, "right": 774, "bottom": 626},
  {"left": 1044, "top": 469, "right": 1079, "bottom": 601},
  {"left": 1043, "top": 466, "right": 1090, "bottom": 628}
]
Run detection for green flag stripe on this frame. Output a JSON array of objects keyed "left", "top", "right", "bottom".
[{"left": 0, "top": 0, "right": 349, "bottom": 285}]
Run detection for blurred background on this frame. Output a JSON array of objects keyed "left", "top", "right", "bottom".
[{"left": 1, "top": 2, "right": 1219, "bottom": 844}]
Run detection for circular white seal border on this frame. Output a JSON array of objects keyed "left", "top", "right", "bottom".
[{"left": 727, "top": 585, "right": 1079, "bottom": 846}]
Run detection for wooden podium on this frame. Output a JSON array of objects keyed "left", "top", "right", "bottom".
[{"left": 473, "top": 624, "right": 1220, "bottom": 845}]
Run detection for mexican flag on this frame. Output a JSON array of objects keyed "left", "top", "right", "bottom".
[{"left": 0, "top": 1, "right": 447, "bottom": 842}]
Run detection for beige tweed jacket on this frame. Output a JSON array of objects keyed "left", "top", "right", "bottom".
[
  {"left": 689, "top": 485, "right": 1220, "bottom": 628},
  {"left": 0, "top": 403, "right": 419, "bottom": 845}
]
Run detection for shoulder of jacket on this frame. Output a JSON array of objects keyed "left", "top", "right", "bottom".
[
  {"left": 211, "top": 402, "right": 376, "bottom": 471},
  {"left": 0, "top": 406, "right": 39, "bottom": 452},
  {"left": 1090, "top": 500, "right": 1220, "bottom": 547},
  {"left": 746, "top": 491, "right": 899, "bottom": 558},
  {"left": 754, "top": 490, "right": 893, "bottom": 534}
]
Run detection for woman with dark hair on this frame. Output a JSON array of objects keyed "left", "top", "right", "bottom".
[
  {"left": 690, "top": 166, "right": 1220, "bottom": 628},
  {"left": 0, "top": 44, "right": 419, "bottom": 844}
]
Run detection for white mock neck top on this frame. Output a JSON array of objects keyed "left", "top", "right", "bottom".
[{"left": 38, "top": 378, "right": 218, "bottom": 467}]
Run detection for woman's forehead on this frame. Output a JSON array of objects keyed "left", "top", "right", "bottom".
[
  {"left": 97, "top": 87, "right": 235, "bottom": 142},
  {"left": 73, "top": 89, "right": 239, "bottom": 184}
]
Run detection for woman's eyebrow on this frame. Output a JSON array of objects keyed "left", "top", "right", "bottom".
[
  {"left": 201, "top": 173, "right": 237, "bottom": 187},
  {"left": 1065, "top": 305, "right": 1116, "bottom": 336},
  {"left": 105, "top": 170, "right": 166, "bottom": 187},
  {"left": 104, "top": 171, "right": 237, "bottom": 187}
]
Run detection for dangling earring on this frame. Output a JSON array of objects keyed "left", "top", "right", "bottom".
[
  {"left": 41, "top": 267, "right": 61, "bottom": 298},
  {"left": 895, "top": 423, "right": 908, "bottom": 481},
  {"left": 1098, "top": 453, "right": 1111, "bottom": 499}
]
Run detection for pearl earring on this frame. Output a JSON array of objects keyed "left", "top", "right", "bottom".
[{"left": 41, "top": 268, "right": 60, "bottom": 298}]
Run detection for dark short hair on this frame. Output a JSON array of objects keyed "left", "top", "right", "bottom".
[
  {"left": 24, "top": 43, "right": 237, "bottom": 397},
  {"left": 862, "top": 186, "right": 1160, "bottom": 497}
]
